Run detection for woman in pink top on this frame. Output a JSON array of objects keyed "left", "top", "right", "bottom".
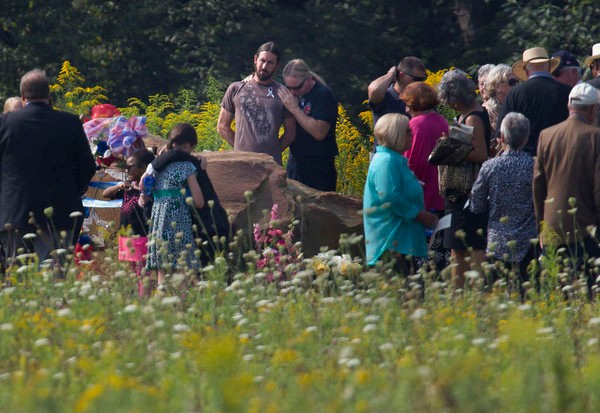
[
  {"left": 400, "top": 82, "right": 448, "bottom": 212},
  {"left": 400, "top": 82, "right": 449, "bottom": 272}
]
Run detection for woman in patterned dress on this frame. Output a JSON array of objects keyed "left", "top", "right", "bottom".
[
  {"left": 146, "top": 124, "right": 205, "bottom": 284},
  {"left": 470, "top": 112, "right": 537, "bottom": 290}
]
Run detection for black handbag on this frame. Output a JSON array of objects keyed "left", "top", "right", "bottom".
[{"left": 428, "top": 123, "right": 474, "bottom": 166}]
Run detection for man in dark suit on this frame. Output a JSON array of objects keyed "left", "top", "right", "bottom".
[
  {"left": 0, "top": 69, "right": 96, "bottom": 269},
  {"left": 497, "top": 47, "right": 572, "bottom": 156},
  {"left": 533, "top": 83, "right": 600, "bottom": 280}
]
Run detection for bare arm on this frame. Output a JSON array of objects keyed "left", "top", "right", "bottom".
[
  {"left": 187, "top": 174, "right": 205, "bottom": 209},
  {"left": 216, "top": 107, "right": 235, "bottom": 147},
  {"left": 102, "top": 181, "right": 128, "bottom": 199},
  {"left": 463, "top": 114, "right": 488, "bottom": 163},
  {"left": 277, "top": 87, "right": 331, "bottom": 141},
  {"left": 367, "top": 67, "right": 397, "bottom": 105},
  {"left": 280, "top": 116, "right": 297, "bottom": 150}
]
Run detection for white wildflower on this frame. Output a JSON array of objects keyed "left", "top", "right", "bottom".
[
  {"left": 536, "top": 327, "right": 554, "bottom": 335},
  {"left": 410, "top": 308, "right": 427, "bottom": 320},
  {"left": 161, "top": 296, "right": 181, "bottom": 305},
  {"left": 589, "top": 317, "right": 600, "bottom": 327},
  {"left": 124, "top": 304, "right": 138, "bottom": 313},
  {"left": 34, "top": 338, "right": 50, "bottom": 347},
  {"left": 56, "top": 308, "right": 71, "bottom": 317},
  {"left": 362, "top": 324, "right": 377, "bottom": 333},
  {"left": 465, "top": 270, "right": 480, "bottom": 280},
  {"left": 173, "top": 323, "right": 190, "bottom": 332},
  {"left": 518, "top": 304, "right": 532, "bottom": 311},
  {"left": 364, "top": 315, "right": 379, "bottom": 323}
]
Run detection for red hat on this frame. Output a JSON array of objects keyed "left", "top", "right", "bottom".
[{"left": 90, "top": 104, "right": 120, "bottom": 119}]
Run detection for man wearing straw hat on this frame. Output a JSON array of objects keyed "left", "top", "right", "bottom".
[
  {"left": 584, "top": 42, "right": 600, "bottom": 126},
  {"left": 585, "top": 43, "right": 600, "bottom": 90},
  {"left": 497, "top": 47, "right": 571, "bottom": 156}
]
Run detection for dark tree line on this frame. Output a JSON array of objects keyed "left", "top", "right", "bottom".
[{"left": 1, "top": 0, "right": 599, "bottom": 115}]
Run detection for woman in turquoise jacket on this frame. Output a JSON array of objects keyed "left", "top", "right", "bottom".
[{"left": 363, "top": 113, "right": 438, "bottom": 274}]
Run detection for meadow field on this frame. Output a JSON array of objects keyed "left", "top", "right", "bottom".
[{"left": 3, "top": 220, "right": 600, "bottom": 413}]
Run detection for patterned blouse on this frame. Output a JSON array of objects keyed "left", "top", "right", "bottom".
[
  {"left": 483, "top": 97, "right": 500, "bottom": 153},
  {"left": 470, "top": 150, "right": 537, "bottom": 261}
]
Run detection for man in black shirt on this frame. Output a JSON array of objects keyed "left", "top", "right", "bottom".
[{"left": 497, "top": 47, "right": 571, "bottom": 156}]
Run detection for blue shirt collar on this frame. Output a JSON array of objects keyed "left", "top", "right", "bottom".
[{"left": 528, "top": 71, "right": 552, "bottom": 80}]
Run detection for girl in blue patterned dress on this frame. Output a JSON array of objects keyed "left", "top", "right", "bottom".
[{"left": 146, "top": 124, "right": 205, "bottom": 283}]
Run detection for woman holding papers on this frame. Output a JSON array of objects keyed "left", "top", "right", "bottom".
[{"left": 363, "top": 113, "right": 438, "bottom": 275}]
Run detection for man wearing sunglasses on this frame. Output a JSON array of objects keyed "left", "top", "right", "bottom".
[
  {"left": 278, "top": 59, "right": 338, "bottom": 192},
  {"left": 367, "top": 56, "right": 427, "bottom": 136}
]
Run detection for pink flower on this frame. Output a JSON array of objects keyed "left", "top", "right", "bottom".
[
  {"left": 270, "top": 204, "right": 279, "bottom": 222},
  {"left": 253, "top": 223, "right": 262, "bottom": 243}
]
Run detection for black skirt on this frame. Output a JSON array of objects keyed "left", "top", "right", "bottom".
[{"left": 443, "top": 198, "right": 487, "bottom": 251}]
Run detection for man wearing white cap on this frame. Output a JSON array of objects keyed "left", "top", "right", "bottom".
[
  {"left": 497, "top": 47, "right": 571, "bottom": 156},
  {"left": 533, "top": 83, "right": 600, "bottom": 275}
]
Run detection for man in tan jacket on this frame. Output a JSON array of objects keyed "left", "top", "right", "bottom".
[{"left": 533, "top": 82, "right": 600, "bottom": 263}]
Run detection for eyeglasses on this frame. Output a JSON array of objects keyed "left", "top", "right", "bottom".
[
  {"left": 286, "top": 77, "right": 306, "bottom": 91},
  {"left": 125, "top": 164, "right": 139, "bottom": 171},
  {"left": 507, "top": 78, "right": 518, "bottom": 87}
]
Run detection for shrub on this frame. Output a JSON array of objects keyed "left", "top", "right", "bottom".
[{"left": 50, "top": 61, "right": 107, "bottom": 117}]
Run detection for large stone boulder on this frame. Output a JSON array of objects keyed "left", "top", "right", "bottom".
[{"left": 201, "top": 151, "right": 363, "bottom": 257}]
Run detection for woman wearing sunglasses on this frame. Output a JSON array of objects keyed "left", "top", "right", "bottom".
[{"left": 483, "top": 64, "right": 518, "bottom": 155}]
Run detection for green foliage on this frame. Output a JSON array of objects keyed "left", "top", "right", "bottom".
[
  {"left": 499, "top": 0, "right": 600, "bottom": 61},
  {"left": 204, "top": 75, "right": 225, "bottom": 103},
  {"left": 4, "top": 1, "right": 600, "bottom": 114},
  {"left": 118, "top": 89, "right": 225, "bottom": 152}
]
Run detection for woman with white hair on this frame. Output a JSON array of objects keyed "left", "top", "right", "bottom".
[
  {"left": 477, "top": 63, "right": 496, "bottom": 102},
  {"left": 363, "top": 113, "right": 438, "bottom": 275},
  {"left": 470, "top": 112, "right": 537, "bottom": 289},
  {"left": 483, "top": 64, "right": 519, "bottom": 152}
]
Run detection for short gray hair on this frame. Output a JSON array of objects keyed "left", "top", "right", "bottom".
[
  {"left": 20, "top": 69, "right": 49, "bottom": 100},
  {"left": 500, "top": 112, "right": 530, "bottom": 150},
  {"left": 477, "top": 64, "right": 496, "bottom": 80},
  {"left": 437, "top": 69, "right": 477, "bottom": 108},
  {"left": 485, "top": 64, "right": 512, "bottom": 98}
]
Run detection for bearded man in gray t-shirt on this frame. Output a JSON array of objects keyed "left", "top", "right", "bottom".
[{"left": 217, "top": 41, "right": 296, "bottom": 165}]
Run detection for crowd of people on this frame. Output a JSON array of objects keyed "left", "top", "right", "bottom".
[
  {"left": 364, "top": 43, "right": 600, "bottom": 294},
  {"left": 2, "top": 41, "right": 600, "bottom": 294}
]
